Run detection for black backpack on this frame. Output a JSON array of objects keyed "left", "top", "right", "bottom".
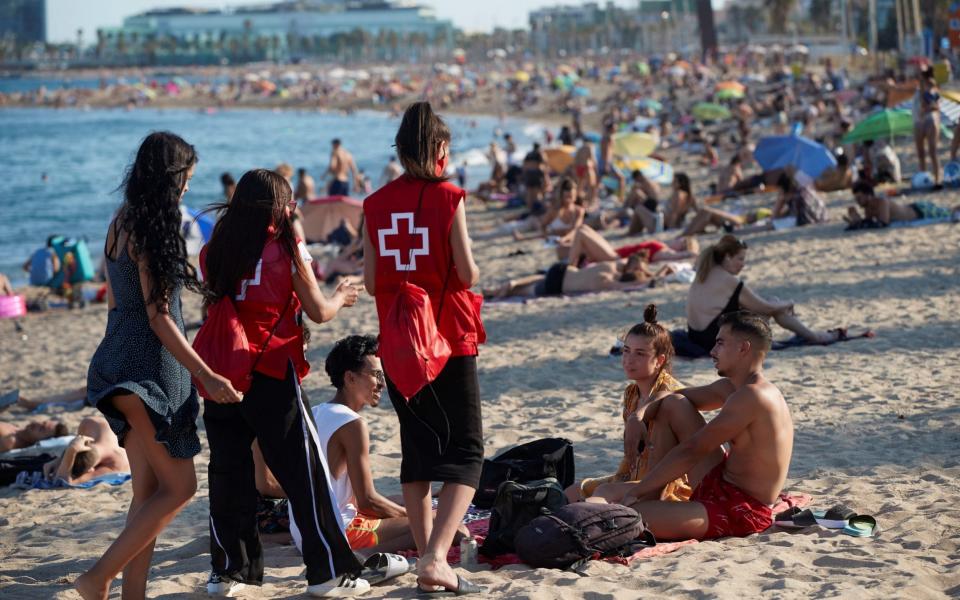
[
  {"left": 515, "top": 502, "right": 656, "bottom": 569},
  {"left": 479, "top": 478, "right": 567, "bottom": 557},
  {"left": 473, "top": 438, "right": 575, "bottom": 509}
]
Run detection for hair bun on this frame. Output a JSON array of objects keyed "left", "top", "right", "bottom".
[{"left": 643, "top": 303, "right": 658, "bottom": 324}]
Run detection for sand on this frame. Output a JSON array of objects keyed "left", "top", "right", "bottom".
[{"left": 2, "top": 131, "right": 960, "bottom": 599}]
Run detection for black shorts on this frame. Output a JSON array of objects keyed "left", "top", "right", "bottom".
[
  {"left": 386, "top": 356, "right": 484, "bottom": 488},
  {"left": 534, "top": 262, "right": 568, "bottom": 297},
  {"left": 328, "top": 179, "right": 349, "bottom": 196}
]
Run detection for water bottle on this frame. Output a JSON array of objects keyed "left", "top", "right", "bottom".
[
  {"left": 459, "top": 536, "right": 478, "bottom": 566},
  {"left": 654, "top": 210, "right": 665, "bottom": 233}
]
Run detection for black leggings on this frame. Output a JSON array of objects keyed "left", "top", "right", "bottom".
[{"left": 203, "top": 363, "right": 360, "bottom": 585}]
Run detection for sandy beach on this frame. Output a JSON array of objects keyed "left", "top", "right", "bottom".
[
  {"left": 2, "top": 64, "right": 960, "bottom": 597},
  {"left": 2, "top": 179, "right": 959, "bottom": 599}
]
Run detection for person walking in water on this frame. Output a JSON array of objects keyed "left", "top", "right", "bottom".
[
  {"left": 363, "top": 101, "right": 486, "bottom": 595},
  {"left": 199, "top": 169, "right": 367, "bottom": 597},
  {"left": 78, "top": 132, "right": 243, "bottom": 600}
]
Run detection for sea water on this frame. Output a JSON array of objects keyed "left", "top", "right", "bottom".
[{"left": 0, "top": 107, "right": 542, "bottom": 284}]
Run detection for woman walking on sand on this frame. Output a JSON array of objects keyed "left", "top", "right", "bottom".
[
  {"left": 363, "top": 102, "right": 486, "bottom": 595},
  {"left": 78, "top": 132, "right": 243, "bottom": 600},
  {"left": 200, "top": 169, "right": 367, "bottom": 597}
]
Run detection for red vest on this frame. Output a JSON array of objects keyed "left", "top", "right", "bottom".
[
  {"left": 364, "top": 175, "right": 484, "bottom": 356},
  {"left": 200, "top": 239, "right": 309, "bottom": 382}
]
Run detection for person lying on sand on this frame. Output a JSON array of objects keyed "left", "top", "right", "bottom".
[
  {"left": 41, "top": 416, "right": 128, "bottom": 485},
  {"left": 565, "top": 305, "right": 692, "bottom": 503},
  {"left": 587, "top": 312, "right": 793, "bottom": 541},
  {"left": 566, "top": 224, "right": 698, "bottom": 267},
  {"left": 846, "top": 181, "right": 959, "bottom": 228},
  {"left": 0, "top": 418, "right": 68, "bottom": 453},
  {"left": 484, "top": 254, "right": 679, "bottom": 300},
  {"left": 0, "top": 273, "right": 14, "bottom": 296}
]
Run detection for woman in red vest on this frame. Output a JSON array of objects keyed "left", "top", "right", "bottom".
[
  {"left": 363, "top": 102, "right": 485, "bottom": 595},
  {"left": 200, "top": 169, "right": 368, "bottom": 597}
]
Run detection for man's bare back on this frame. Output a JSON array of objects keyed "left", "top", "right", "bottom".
[{"left": 330, "top": 147, "right": 356, "bottom": 183}]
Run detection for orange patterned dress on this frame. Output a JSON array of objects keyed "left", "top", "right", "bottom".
[{"left": 580, "top": 371, "right": 692, "bottom": 502}]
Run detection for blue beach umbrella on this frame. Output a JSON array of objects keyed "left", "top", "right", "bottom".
[
  {"left": 753, "top": 134, "right": 836, "bottom": 179},
  {"left": 186, "top": 207, "right": 217, "bottom": 242}
]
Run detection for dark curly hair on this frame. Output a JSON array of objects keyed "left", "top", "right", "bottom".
[
  {"left": 112, "top": 132, "right": 201, "bottom": 309},
  {"left": 325, "top": 335, "right": 379, "bottom": 389}
]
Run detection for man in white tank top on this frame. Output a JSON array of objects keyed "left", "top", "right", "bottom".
[{"left": 292, "top": 335, "right": 472, "bottom": 558}]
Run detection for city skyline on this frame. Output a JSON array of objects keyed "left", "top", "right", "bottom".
[{"left": 45, "top": 0, "right": 653, "bottom": 44}]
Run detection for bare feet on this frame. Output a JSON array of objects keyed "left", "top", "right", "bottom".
[
  {"left": 74, "top": 572, "right": 108, "bottom": 600},
  {"left": 416, "top": 552, "right": 458, "bottom": 592}
]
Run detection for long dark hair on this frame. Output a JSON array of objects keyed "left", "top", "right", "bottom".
[
  {"left": 674, "top": 172, "right": 692, "bottom": 195},
  {"left": 203, "top": 169, "right": 303, "bottom": 305},
  {"left": 394, "top": 101, "right": 451, "bottom": 182},
  {"left": 114, "top": 131, "right": 201, "bottom": 309}
]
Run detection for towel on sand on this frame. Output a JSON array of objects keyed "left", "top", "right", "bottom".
[
  {"left": 397, "top": 493, "right": 812, "bottom": 569},
  {"left": 14, "top": 470, "right": 131, "bottom": 489}
]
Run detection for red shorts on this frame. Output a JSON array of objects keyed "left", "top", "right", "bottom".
[
  {"left": 345, "top": 515, "right": 382, "bottom": 550},
  {"left": 691, "top": 462, "right": 773, "bottom": 539}
]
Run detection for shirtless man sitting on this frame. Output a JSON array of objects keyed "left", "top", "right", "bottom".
[
  {"left": 41, "top": 415, "right": 129, "bottom": 485},
  {"left": 0, "top": 418, "right": 68, "bottom": 452},
  {"left": 290, "top": 335, "right": 467, "bottom": 558},
  {"left": 588, "top": 311, "right": 793, "bottom": 540},
  {"left": 846, "top": 181, "right": 959, "bottom": 227}
]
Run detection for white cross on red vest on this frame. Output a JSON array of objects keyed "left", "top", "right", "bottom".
[{"left": 377, "top": 212, "right": 429, "bottom": 271}]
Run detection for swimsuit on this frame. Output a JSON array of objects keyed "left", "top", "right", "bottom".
[
  {"left": 688, "top": 281, "right": 743, "bottom": 353},
  {"left": 910, "top": 201, "right": 952, "bottom": 221},
  {"left": 615, "top": 240, "right": 667, "bottom": 261},
  {"left": 691, "top": 458, "right": 773, "bottom": 539},
  {"left": 534, "top": 262, "right": 568, "bottom": 297}
]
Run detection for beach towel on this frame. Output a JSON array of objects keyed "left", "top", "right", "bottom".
[
  {"left": 675, "top": 329, "right": 874, "bottom": 358},
  {"left": 13, "top": 470, "right": 131, "bottom": 490},
  {"left": 397, "top": 494, "right": 811, "bottom": 569},
  {"left": 771, "top": 330, "right": 875, "bottom": 351}
]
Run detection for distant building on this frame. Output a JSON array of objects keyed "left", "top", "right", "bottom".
[
  {"left": 0, "top": 0, "right": 46, "bottom": 44},
  {"left": 96, "top": 0, "right": 453, "bottom": 64}
]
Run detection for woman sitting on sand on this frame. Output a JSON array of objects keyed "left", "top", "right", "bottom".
[
  {"left": 570, "top": 143, "right": 599, "bottom": 210},
  {"left": 41, "top": 416, "right": 129, "bottom": 485},
  {"left": 474, "top": 178, "right": 584, "bottom": 243},
  {"left": 565, "top": 224, "right": 698, "bottom": 267},
  {"left": 484, "top": 253, "right": 678, "bottom": 299},
  {"left": 565, "top": 305, "right": 692, "bottom": 503},
  {"left": 681, "top": 235, "right": 840, "bottom": 357},
  {"left": 664, "top": 172, "right": 697, "bottom": 230}
]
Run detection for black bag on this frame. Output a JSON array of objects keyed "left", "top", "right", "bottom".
[
  {"left": 515, "top": 502, "right": 655, "bottom": 569},
  {"left": 479, "top": 478, "right": 567, "bottom": 557},
  {"left": 473, "top": 437, "right": 575, "bottom": 509}
]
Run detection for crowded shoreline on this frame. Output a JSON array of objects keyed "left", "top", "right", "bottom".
[{"left": 1, "top": 52, "right": 959, "bottom": 599}]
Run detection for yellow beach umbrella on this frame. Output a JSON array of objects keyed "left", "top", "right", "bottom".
[
  {"left": 612, "top": 131, "right": 656, "bottom": 158},
  {"left": 543, "top": 145, "right": 576, "bottom": 173},
  {"left": 514, "top": 70, "right": 531, "bottom": 83}
]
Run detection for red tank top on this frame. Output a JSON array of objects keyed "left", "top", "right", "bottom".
[
  {"left": 200, "top": 238, "right": 309, "bottom": 382},
  {"left": 364, "top": 175, "right": 484, "bottom": 356}
]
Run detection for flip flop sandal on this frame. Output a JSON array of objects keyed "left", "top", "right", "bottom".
[
  {"left": 842, "top": 515, "right": 880, "bottom": 538},
  {"left": 813, "top": 505, "right": 856, "bottom": 529},
  {"left": 416, "top": 575, "right": 486, "bottom": 597},
  {"left": 774, "top": 507, "right": 818, "bottom": 528},
  {"left": 361, "top": 553, "right": 413, "bottom": 585}
]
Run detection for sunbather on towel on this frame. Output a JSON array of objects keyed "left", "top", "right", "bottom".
[
  {"left": 587, "top": 311, "right": 793, "bottom": 541},
  {"left": 846, "top": 181, "right": 959, "bottom": 227},
  {"left": 41, "top": 416, "right": 128, "bottom": 485},
  {"left": 0, "top": 418, "right": 68, "bottom": 453},
  {"left": 483, "top": 255, "right": 678, "bottom": 300}
]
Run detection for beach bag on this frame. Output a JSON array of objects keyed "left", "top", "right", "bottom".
[
  {"left": 479, "top": 478, "right": 567, "bottom": 557},
  {"left": 473, "top": 438, "right": 575, "bottom": 509},
  {"left": 28, "top": 248, "right": 56, "bottom": 286},
  {"left": 192, "top": 296, "right": 291, "bottom": 398},
  {"left": 515, "top": 502, "right": 655, "bottom": 570},
  {"left": 378, "top": 183, "right": 454, "bottom": 400}
]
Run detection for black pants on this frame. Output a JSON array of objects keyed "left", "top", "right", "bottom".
[{"left": 203, "top": 363, "right": 360, "bottom": 585}]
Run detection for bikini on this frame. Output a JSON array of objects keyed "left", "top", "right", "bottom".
[{"left": 688, "top": 281, "right": 744, "bottom": 353}]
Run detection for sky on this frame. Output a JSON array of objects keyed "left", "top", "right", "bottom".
[{"left": 46, "top": 0, "right": 648, "bottom": 43}]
